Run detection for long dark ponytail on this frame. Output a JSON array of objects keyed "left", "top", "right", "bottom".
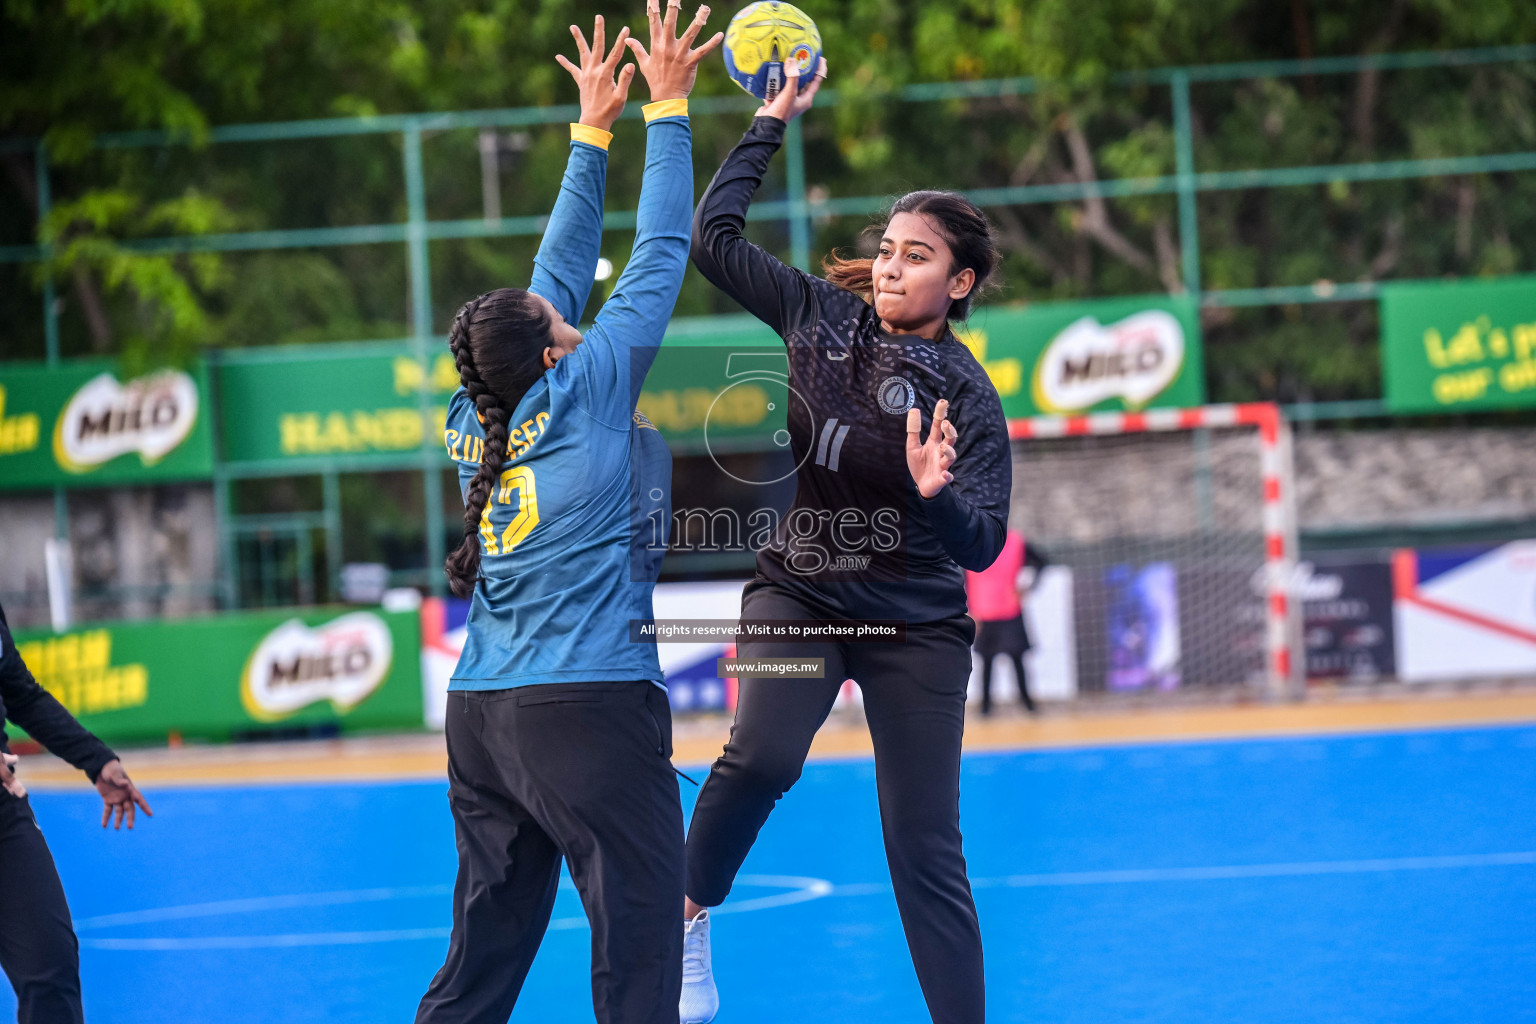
[
  {"left": 823, "top": 190, "right": 1001, "bottom": 321},
  {"left": 443, "top": 288, "right": 554, "bottom": 599}
]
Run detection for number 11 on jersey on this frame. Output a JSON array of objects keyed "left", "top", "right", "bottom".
[{"left": 478, "top": 466, "right": 539, "bottom": 556}]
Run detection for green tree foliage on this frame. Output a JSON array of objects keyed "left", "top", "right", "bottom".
[{"left": 4, "top": 0, "right": 1536, "bottom": 401}]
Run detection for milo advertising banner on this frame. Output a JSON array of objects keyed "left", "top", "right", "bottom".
[
  {"left": 10, "top": 606, "right": 423, "bottom": 743},
  {"left": 957, "top": 296, "right": 1205, "bottom": 418},
  {"left": 1381, "top": 276, "right": 1536, "bottom": 413},
  {"left": 214, "top": 324, "right": 792, "bottom": 464},
  {"left": 628, "top": 299, "right": 1205, "bottom": 449},
  {"left": 215, "top": 342, "right": 459, "bottom": 464},
  {"left": 0, "top": 361, "right": 213, "bottom": 490}
]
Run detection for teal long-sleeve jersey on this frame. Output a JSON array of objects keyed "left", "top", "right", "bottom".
[{"left": 443, "top": 105, "right": 690, "bottom": 689}]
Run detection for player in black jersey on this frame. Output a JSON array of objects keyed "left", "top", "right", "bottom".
[{"left": 677, "top": 59, "right": 1007, "bottom": 1024}]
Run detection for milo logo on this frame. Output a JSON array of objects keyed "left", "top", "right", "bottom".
[
  {"left": 1031, "top": 311, "right": 1185, "bottom": 413},
  {"left": 241, "top": 612, "right": 393, "bottom": 721},
  {"left": 52, "top": 370, "right": 199, "bottom": 473}
]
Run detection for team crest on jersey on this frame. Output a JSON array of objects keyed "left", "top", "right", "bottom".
[{"left": 876, "top": 375, "right": 916, "bottom": 415}]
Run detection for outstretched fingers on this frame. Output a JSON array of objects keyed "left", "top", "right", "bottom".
[
  {"left": 691, "top": 29, "right": 725, "bottom": 62},
  {"left": 603, "top": 25, "right": 632, "bottom": 71},
  {"left": 647, "top": 0, "right": 663, "bottom": 48},
  {"left": 906, "top": 407, "right": 924, "bottom": 453},
  {"left": 569, "top": 22, "right": 591, "bottom": 64},
  {"left": 796, "top": 56, "right": 829, "bottom": 104},
  {"left": 928, "top": 399, "right": 950, "bottom": 446},
  {"left": 590, "top": 15, "right": 605, "bottom": 66},
  {"left": 678, "top": 3, "right": 710, "bottom": 49}
]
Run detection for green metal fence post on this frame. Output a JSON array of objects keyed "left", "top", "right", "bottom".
[
  {"left": 36, "top": 144, "right": 59, "bottom": 365},
  {"left": 404, "top": 124, "right": 432, "bottom": 350},
  {"left": 1170, "top": 71, "right": 1201, "bottom": 296},
  {"left": 36, "top": 143, "right": 70, "bottom": 546},
  {"left": 403, "top": 123, "right": 447, "bottom": 596},
  {"left": 785, "top": 118, "right": 811, "bottom": 270},
  {"left": 322, "top": 470, "right": 342, "bottom": 602}
]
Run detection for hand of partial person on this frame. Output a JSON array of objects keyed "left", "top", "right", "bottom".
[
  {"left": 906, "top": 399, "right": 958, "bottom": 499},
  {"left": 758, "top": 55, "right": 827, "bottom": 123},
  {"left": 626, "top": 0, "right": 724, "bottom": 102},
  {"left": 556, "top": 15, "right": 636, "bottom": 132},
  {"left": 95, "top": 758, "right": 152, "bottom": 830},
  {"left": 0, "top": 752, "right": 25, "bottom": 799}
]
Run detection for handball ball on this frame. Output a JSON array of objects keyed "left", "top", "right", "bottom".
[{"left": 723, "top": 2, "right": 822, "bottom": 101}]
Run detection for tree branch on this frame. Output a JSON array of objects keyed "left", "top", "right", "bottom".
[
  {"left": 1364, "top": 215, "right": 1404, "bottom": 281},
  {"left": 990, "top": 205, "right": 1072, "bottom": 286},
  {"left": 71, "top": 265, "right": 114, "bottom": 351},
  {"left": 1455, "top": 179, "right": 1475, "bottom": 262},
  {"left": 1062, "top": 119, "right": 1154, "bottom": 273},
  {"left": 1152, "top": 218, "right": 1184, "bottom": 293},
  {"left": 1351, "top": 0, "right": 1408, "bottom": 154}
]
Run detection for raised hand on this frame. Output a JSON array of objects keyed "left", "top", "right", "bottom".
[
  {"left": 95, "top": 758, "right": 153, "bottom": 830},
  {"left": 906, "top": 399, "right": 959, "bottom": 499},
  {"left": 555, "top": 15, "right": 636, "bottom": 132},
  {"left": 626, "top": 0, "right": 724, "bottom": 102},
  {"left": 758, "top": 55, "right": 827, "bottom": 123}
]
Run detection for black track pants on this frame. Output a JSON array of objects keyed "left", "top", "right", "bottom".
[
  {"left": 0, "top": 794, "right": 84, "bottom": 1024},
  {"left": 685, "top": 581, "right": 986, "bottom": 1024},
  {"left": 416, "top": 682, "right": 684, "bottom": 1024}
]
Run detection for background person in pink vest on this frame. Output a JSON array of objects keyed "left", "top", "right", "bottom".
[{"left": 965, "top": 529, "right": 1049, "bottom": 715}]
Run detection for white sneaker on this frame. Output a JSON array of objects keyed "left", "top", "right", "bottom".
[{"left": 679, "top": 909, "right": 719, "bottom": 1024}]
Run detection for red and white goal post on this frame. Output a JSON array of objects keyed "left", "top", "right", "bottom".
[{"left": 1005, "top": 402, "right": 1302, "bottom": 698}]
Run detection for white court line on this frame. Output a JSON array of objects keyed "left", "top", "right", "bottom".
[
  {"left": 77, "top": 874, "right": 834, "bottom": 950},
  {"left": 966, "top": 851, "right": 1536, "bottom": 892},
  {"left": 75, "top": 885, "right": 453, "bottom": 931},
  {"left": 82, "top": 928, "right": 453, "bottom": 951},
  {"left": 833, "top": 851, "right": 1536, "bottom": 898},
  {"left": 77, "top": 855, "right": 1535, "bottom": 950}
]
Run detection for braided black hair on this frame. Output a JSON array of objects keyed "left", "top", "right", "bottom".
[{"left": 443, "top": 288, "right": 555, "bottom": 599}]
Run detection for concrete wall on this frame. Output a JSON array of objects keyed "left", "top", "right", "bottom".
[
  {"left": 1294, "top": 427, "right": 1536, "bottom": 532},
  {"left": 0, "top": 485, "right": 219, "bottom": 630}
]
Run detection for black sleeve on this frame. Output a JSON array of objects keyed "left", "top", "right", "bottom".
[
  {"left": 691, "top": 116, "right": 821, "bottom": 338},
  {"left": 0, "top": 607, "right": 117, "bottom": 783},
  {"left": 919, "top": 373, "right": 1012, "bottom": 572}
]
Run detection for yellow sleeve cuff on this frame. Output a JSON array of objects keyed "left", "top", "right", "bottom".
[
  {"left": 569, "top": 123, "right": 613, "bottom": 151},
  {"left": 642, "top": 98, "right": 689, "bottom": 123}
]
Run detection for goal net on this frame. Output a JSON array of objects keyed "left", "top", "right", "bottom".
[{"left": 1006, "top": 403, "right": 1300, "bottom": 698}]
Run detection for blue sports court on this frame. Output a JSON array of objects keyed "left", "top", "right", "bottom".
[{"left": 11, "top": 723, "right": 1536, "bottom": 1023}]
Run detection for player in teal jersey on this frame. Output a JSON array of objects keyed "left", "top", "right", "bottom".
[{"left": 415, "top": 6, "right": 722, "bottom": 1023}]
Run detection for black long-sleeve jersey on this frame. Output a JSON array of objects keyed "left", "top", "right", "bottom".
[
  {"left": 692, "top": 116, "right": 1012, "bottom": 624},
  {"left": 0, "top": 604, "right": 116, "bottom": 782}
]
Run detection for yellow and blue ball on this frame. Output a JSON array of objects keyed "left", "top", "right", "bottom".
[{"left": 723, "top": 2, "right": 822, "bottom": 101}]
